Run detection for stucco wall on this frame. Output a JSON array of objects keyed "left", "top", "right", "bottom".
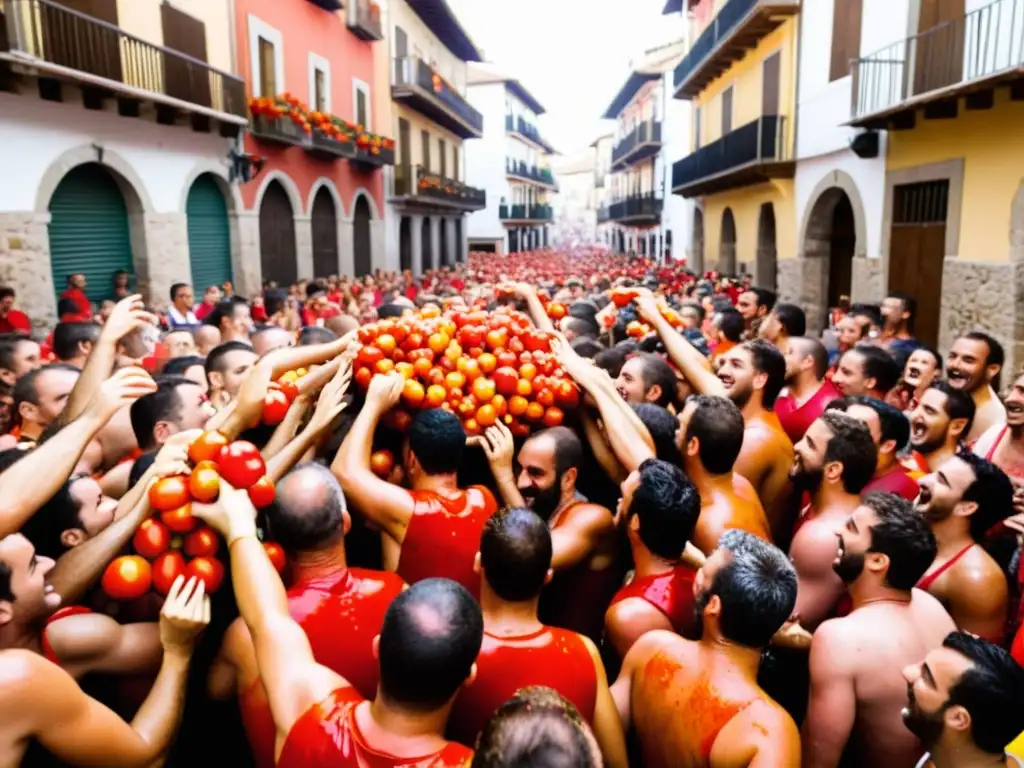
[
  {"left": 392, "top": 0, "right": 468, "bottom": 91},
  {"left": 701, "top": 179, "right": 796, "bottom": 268},
  {"left": 466, "top": 82, "right": 508, "bottom": 240},
  {"left": 116, "top": 0, "right": 235, "bottom": 75}
]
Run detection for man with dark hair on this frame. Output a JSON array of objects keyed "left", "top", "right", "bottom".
[
  {"left": 167, "top": 283, "right": 197, "bottom": 328},
  {"left": 197, "top": 476, "right": 481, "bottom": 764},
  {"left": 895, "top": 345, "right": 943, "bottom": 414},
  {"left": 904, "top": 632, "right": 1024, "bottom": 768},
  {"left": 736, "top": 286, "right": 776, "bottom": 337},
  {"left": 677, "top": 394, "right": 771, "bottom": 550},
  {"left": 833, "top": 343, "right": 902, "bottom": 400},
  {"left": 297, "top": 326, "right": 336, "bottom": 346},
  {"left": 633, "top": 403, "right": 683, "bottom": 465},
  {"left": 447, "top": 509, "right": 626, "bottom": 766},
  {"left": 839, "top": 396, "right": 919, "bottom": 501},
  {"left": 570, "top": 336, "right": 604, "bottom": 359},
  {"left": 947, "top": 331, "right": 1006, "bottom": 443},
  {"left": 614, "top": 352, "right": 677, "bottom": 409},
  {"left": 880, "top": 291, "right": 921, "bottom": 365},
  {"left": 907, "top": 381, "right": 976, "bottom": 476},
  {"left": 208, "top": 463, "right": 405, "bottom": 768},
  {"left": 789, "top": 411, "right": 878, "bottom": 631},
  {"left": 776, "top": 336, "right": 840, "bottom": 445},
  {"left": 21, "top": 472, "right": 117, "bottom": 561},
  {"left": 205, "top": 340, "right": 258, "bottom": 409},
  {"left": 710, "top": 307, "right": 745, "bottom": 361},
  {"left": 475, "top": 423, "right": 618, "bottom": 641},
  {"left": 612, "top": 529, "right": 800, "bottom": 766},
  {"left": 563, "top": 316, "right": 599, "bottom": 342},
  {"left": 334, "top": 373, "right": 498, "bottom": 598},
  {"left": 12, "top": 363, "right": 80, "bottom": 443},
  {"left": 831, "top": 312, "right": 870, "bottom": 370},
  {"left": 805, "top": 493, "right": 956, "bottom": 768},
  {"left": 205, "top": 297, "right": 252, "bottom": 344},
  {"left": 130, "top": 376, "right": 213, "bottom": 453},
  {"left": 0, "top": 333, "right": 41, "bottom": 386},
  {"left": 594, "top": 346, "right": 630, "bottom": 379},
  {"left": 0, "top": 286, "right": 30, "bottom": 334},
  {"left": 760, "top": 302, "right": 806, "bottom": 348},
  {"left": 161, "top": 355, "right": 207, "bottom": 393},
  {"left": 914, "top": 452, "right": 1012, "bottom": 643},
  {"left": 52, "top": 322, "right": 101, "bottom": 368},
  {"left": 604, "top": 459, "right": 701, "bottom": 659}
]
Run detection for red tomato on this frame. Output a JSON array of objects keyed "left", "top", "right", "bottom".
[
  {"left": 485, "top": 328, "right": 509, "bottom": 350},
  {"left": 370, "top": 450, "right": 395, "bottom": 479},
  {"left": 151, "top": 551, "right": 187, "bottom": 596},
  {"left": 459, "top": 326, "right": 484, "bottom": 348},
  {"left": 523, "top": 331, "right": 550, "bottom": 353},
  {"left": 216, "top": 441, "right": 266, "bottom": 490},
  {"left": 472, "top": 377, "right": 496, "bottom": 403},
  {"left": 525, "top": 402, "right": 545, "bottom": 422},
  {"left": 543, "top": 406, "right": 565, "bottom": 428},
  {"left": 357, "top": 345, "right": 384, "bottom": 368},
  {"left": 555, "top": 380, "right": 581, "bottom": 409},
  {"left": 547, "top": 302, "right": 567, "bottom": 320},
  {"left": 278, "top": 380, "right": 300, "bottom": 402},
  {"left": 536, "top": 387, "right": 555, "bottom": 408},
  {"left": 496, "top": 351, "right": 518, "bottom": 368},
  {"left": 265, "top": 542, "right": 287, "bottom": 574},
  {"left": 248, "top": 476, "right": 276, "bottom": 508},
  {"left": 376, "top": 333, "right": 397, "bottom": 357},
  {"left": 477, "top": 352, "right": 497, "bottom": 373},
  {"left": 132, "top": 519, "right": 170, "bottom": 559},
  {"left": 508, "top": 395, "right": 529, "bottom": 417},
  {"left": 476, "top": 404, "right": 497, "bottom": 427},
  {"left": 184, "top": 556, "right": 224, "bottom": 593},
  {"left": 402, "top": 379, "right": 425, "bottom": 408},
  {"left": 188, "top": 430, "right": 228, "bottom": 465},
  {"left": 148, "top": 476, "right": 191, "bottom": 512},
  {"left": 493, "top": 367, "right": 519, "bottom": 397},
  {"left": 161, "top": 504, "right": 197, "bottom": 534},
  {"left": 425, "top": 384, "right": 447, "bottom": 408},
  {"left": 102, "top": 555, "right": 152, "bottom": 601},
  {"left": 188, "top": 461, "right": 221, "bottom": 503},
  {"left": 354, "top": 366, "right": 372, "bottom": 390},
  {"left": 184, "top": 526, "right": 220, "bottom": 558}
]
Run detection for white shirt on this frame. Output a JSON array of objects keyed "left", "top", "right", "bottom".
[{"left": 167, "top": 305, "right": 198, "bottom": 327}]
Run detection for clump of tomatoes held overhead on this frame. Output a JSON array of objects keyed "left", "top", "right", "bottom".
[{"left": 353, "top": 305, "right": 580, "bottom": 438}]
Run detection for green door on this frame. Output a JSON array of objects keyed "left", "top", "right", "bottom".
[
  {"left": 186, "top": 174, "right": 232, "bottom": 292},
  {"left": 48, "top": 163, "right": 133, "bottom": 306}
]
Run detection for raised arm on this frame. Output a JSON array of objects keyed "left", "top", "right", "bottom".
[
  {"left": 634, "top": 292, "right": 724, "bottom": 397},
  {"left": 580, "top": 409, "right": 627, "bottom": 485},
  {"left": 471, "top": 421, "right": 526, "bottom": 508},
  {"left": 802, "top": 621, "right": 857, "bottom": 768},
  {"left": 45, "top": 614, "right": 163, "bottom": 678},
  {"left": 503, "top": 282, "right": 555, "bottom": 332}
]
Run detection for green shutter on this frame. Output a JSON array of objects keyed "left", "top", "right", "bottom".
[
  {"left": 186, "top": 174, "right": 232, "bottom": 292},
  {"left": 48, "top": 163, "right": 133, "bottom": 306}
]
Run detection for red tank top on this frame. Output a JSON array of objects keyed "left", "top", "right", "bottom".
[
  {"left": 278, "top": 686, "right": 473, "bottom": 767},
  {"left": 916, "top": 544, "right": 975, "bottom": 591},
  {"left": 862, "top": 464, "right": 920, "bottom": 502},
  {"left": 397, "top": 486, "right": 498, "bottom": 599},
  {"left": 239, "top": 567, "right": 405, "bottom": 768},
  {"left": 446, "top": 626, "right": 598, "bottom": 747},
  {"left": 1012, "top": 623, "right": 1024, "bottom": 666},
  {"left": 608, "top": 565, "right": 698, "bottom": 637},
  {"left": 41, "top": 605, "right": 93, "bottom": 665},
  {"left": 775, "top": 380, "right": 840, "bottom": 445}
]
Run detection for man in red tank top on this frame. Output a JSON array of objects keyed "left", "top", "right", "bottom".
[
  {"left": 334, "top": 373, "right": 497, "bottom": 598},
  {"left": 605, "top": 459, "right": 701, "bottom": 661},
  {"left": 833, "top": 396, "right": 920, "bottom": 501},
  {"left": 195, "top": 480, "right": 482, "bottom": 768},
  {"left": 905, "top": 382, "right": 976, "bottom": 479},
  {"left": 208, "top": 464, "right": 406, "bottom": 768},
  {"left": 775, "top": 337, "right": 839, "bottom": 445},
  {"left": 473, "top": 422, "right": 619, "bottom": 641},
  {"left": 448, "top": 508, "right": 626, "bottom": 767}
]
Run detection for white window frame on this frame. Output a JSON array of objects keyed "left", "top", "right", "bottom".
[
  {"left": 308, "top": 53, "right": 331, "bottom": 113},
  {"left": 248, "top": 15, "right": 284, "bottom": 98},
  {"left": 352, "top": 78, "right": 371, "bottom": 130}
]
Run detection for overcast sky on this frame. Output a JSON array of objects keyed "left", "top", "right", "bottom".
[{"left": 448, "top": 0, "right": 676, "bottom": 159}]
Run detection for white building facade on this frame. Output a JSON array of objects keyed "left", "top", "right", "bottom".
[{"left": 551, "top": 154, "right": 598, "bottom": 247}]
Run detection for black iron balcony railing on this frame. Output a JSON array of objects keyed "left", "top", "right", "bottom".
[
  {"left": 851, "top": 0, "right": 1024, "bottom": 124},
  {"left": 671, "top": 115, "right": 791, "bottom": 196},
  {"left": 505, "top": 114, "right": 553, "bottom": 152},
  {"left": 672, "top": 0, "right": 799, "bottom": 98},
  {"left": 0, "top": 0, "right": 246, "bottom": 120},
  {"left": 347, "top": 0, "right": 383, "bottom": 41},
  {"left": 395, "top": 164, "right": 486, "bottom": 209},
  {"left": 608, "top": 193, "right": 664, "bottom": 222},
  {"left": 505, "top": 158, "right": 557, "bottom": 188},
  {"left": 597, "top": 206, "right": 611, "bottom": 223},
  {"left": 611, "top": 119, "right": 663, "bottom": 170},
  {"left": 392, "top": 55, "right": 483, "bottom": 138},
  {"left": 499, "top": 204, "right": 553, "bottom": 221},
  {"left": 302, "top": 129, "right": 395, "bottom": 168}
]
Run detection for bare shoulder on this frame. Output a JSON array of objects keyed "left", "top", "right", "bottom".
[
  {"left": 713, "top": 696, "right": 801, "bottom": 765},
  {"left": 810, "top": 617, "right": 862, "bottom": 669},
  {"left": 790, "top": 515, "right": 844, "bottom": 571},
  {"left": 910, "top": 588, "right": 957, "bottom": 629},
  {"left": 569, "top": 502, "right": 616, "bottom": 531},
  {"left": 0, "top": 649, "right": 43, "bottom": 692},
  {"left": 0, "top": 650, "right": 70, "bottom": 723}
]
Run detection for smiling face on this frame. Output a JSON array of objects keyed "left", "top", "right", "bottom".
[
  {"left": 904, "top": 348, "right": 940, "bottom": 392},
  {"left": 0, "top": 534, "right": 58, "bottom": 627},
  {"left": 946, "top": 337, "right": 992, "bottom": 393},
  {"left": 736, "top": 291, "right": 760, "bottom": 322},
  {"left": 516, "top": 434, "right": 564, "bottom": 521},
  {"left": 831, "top": 350, "right": 872, "bottom": 397},
  {"left": 909, "top": 388, "right": 955, "bottom": 454},
  {"left": 915, "top": 455, "right": 977, "bottom": 523},
  {"left": 69, "top": 476, "right": 118, "bottom": 537},
  {"left": 790, "top": 417, "right": 832, "bottom": 492},
  {"left": 837, "top": 316, "right": 864, "bottom": 350},
  {"left": 833, "top": 503, "right": 877, "bottom": 584},
  {"left": 901, "top": 645, "right": 979, "bottom": 749},
  {"left": 615, "top": 357, "right": 650, "bottom": 405},
  {"left": 716, "top": 347, "right": 759, "bottom": 408},
  {"left": 1005, "top": 373, "right": 1024, "bottom": 429}
]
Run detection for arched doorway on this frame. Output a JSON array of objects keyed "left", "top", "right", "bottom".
[
  {"left": 421, "top": 217, "right": 433, "bottom": 271},
  {"left": 804, "top": 188, "right": 856, "bottom": 327},
  {"left": 186, "top": 173, "right": 232, "bottom": 293},
  {"left": 508, "top": 228, "right": 519, "bottom": 254},
  {"left": 719, "top": 208, "right": 737, "bottom": 275},
  {"left": 756, "top": 203, "right": 777, "bottom": 291},
  {"left": 440, "top": 219, "right": 450, "bottom": 267},
  {"left": 692, "top": 209, "right": 705, "bottom": 274},
  {"left": 48, "top": 163, "right": 134, "bottom": 305},
  {"left": 399, "top": 216, "right": 412, "bottom": 272},
  {"left": 617, "top": 230, "right": 625, "bottom": 253},
  {"left": 259, "top": 181, "right": 297, "bottom": 286},
  {"left": 352, "top": 195, "right": 372, "bottom": 277},
  {"left": 454, "top": 219, "right": 463, "bottom": 262},
  {"left": 310, "top": 187, "right": 339, "bottom": 279}
]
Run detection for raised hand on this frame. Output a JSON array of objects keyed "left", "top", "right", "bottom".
[
  {"left": 150, "top": 429, "right": 203, "bottom": 479},
  {"left": 90, "top": 366, "right": 158, "bottom": 421},
  {"left": 366, "top": 372, "right": 405, "bottom": 410},
  {"left": 159, "top": 575, "right": 211, "bottom": 656},
  {"left": 101, "top": 294, "right": 159, "bottom": 343},
  {"left": 308, "top": 359, "right": 352, "bottom": 433},
  {"left": 472, "top": 421, "right": 516, "bottom": 476}
]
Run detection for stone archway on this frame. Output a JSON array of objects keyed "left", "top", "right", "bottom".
[
  {"left": 692, "top": 209, "right": 705, "bottom": 273},
  {"left": 756, "top": 203, "right": 777, "bottom": 291},
  {"left": 719, "top": 208, "right": 737, "bottom": 275},
  {"left": 259, "top": 180, "right": 298, "bottom": 287},
  {"left": 352, "top": 195, "right": 372, "bottom": 277},
  {"left": 399, "top": 216, "right": 412, "bottom": 272}
]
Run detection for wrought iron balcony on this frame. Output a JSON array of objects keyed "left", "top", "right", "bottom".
[
  {"left": 607, "top": 194, "right": 664, "bottom": 224},
  {"left": 597, "top": 206, "right": 611, "bottom": 223},
  {"left": 611, "top": 119, "right": 663, "bottom": 170},
  {"left": 505, "top": 158, "right": 557, "bottom": 189},
  {"left": 671, "top": 115, "right": 792, "bottom": 197},
  {"left": 672, "top": 0, "right": 799, "bottom": 99},
  {"left": 347, "top": 0, "right": 383, "bottom": 41},
  {"left": 850, "top": 0, "right": 1024, "bottom": 128},
  {"left": 302, "top": 128, "right": 395, "bottom": 169},
  {"left": 392, "top": 55, "right": 483, "bottom": 139},
  {"left": 505, "top": 114, "right": 555, "bottom": 153},
  {"left": 394, "top": 164, "right": 486, "bottom": 210},
  {"left": 0, "top": 0, "right": 247, "bottom": 127},
  {"left": 499, "top": 204, "right": 553, "bottom": 222}
]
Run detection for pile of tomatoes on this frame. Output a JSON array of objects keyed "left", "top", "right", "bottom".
[
  {"left": 262, "top": 368, "right": 308, "bottom": 425},
  {"left": 101, "top": 432, "right": 285, "bottom": 602},
  {"left": 353, "top": 306, "right": 581, "bottom": 437}
]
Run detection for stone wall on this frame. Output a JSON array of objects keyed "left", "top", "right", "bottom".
[
  {"left": 776, "top": 256, "right": 828, "bottom": 334},
  {"left": 232, "top": 212, "right": 262, "bottom": 299},
  {"left": 0, "top": 212, "right": 56, "bottom": 332},
  {"left": 851, "top": 257, "right": 884, "bottom": 304},
  {"left": 131, "top": 213, "right": 191, "bottom": 312}
]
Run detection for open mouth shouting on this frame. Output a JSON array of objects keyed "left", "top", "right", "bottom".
[
  {"left": 910, "top": 418, "right": 928, "bottom": 444},
  {"left": 717, "top": 371, "right": 734, "bottom": 390},
  {"left": 946, "top": 368, "right": 969, "bottom": 389}
]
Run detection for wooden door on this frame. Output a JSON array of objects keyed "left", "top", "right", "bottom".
[
  {"left": 353, "top": 196, "right": 372, "bottom": 277},
  {"left": 721, "top": 87, "right": 733, "bottom": 134},
  {"left": 914, "top": 0, "right": 964, "bottom": 95},
  {"left": 259, "top": 182, "right": 297, "bottom": 286},
  {"left": 310, "top": 189, "right": 338, "bottom": 278},
  {"left": 762, "top": 52, "right": 781, "bottom": 116},
  {"left": 161, "top": 4, "right": 211, "bottom": 107}
]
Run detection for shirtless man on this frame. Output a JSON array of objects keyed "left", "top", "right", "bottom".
[
  {"left": 789, "top": 411, "right": 877, "bottom": 631},
  {"left": 611, "top": 529, "right": 801, "bottom": 768},
  {"left": 448, "top": 508, "right": 626, "bottom": 767},
  {"left": 946, "top": 332, "right": 1007, "bottom": 444},
  {"left": 195, "top": 480, "right": 482, "bottom": 766},
  {"left": 775, "top": 336, "right": 839, "bottom": 444},
  {"left": 907, "top": 382, "right": 976, "bottom": 476},
  {"left": 676, "top": 394, "right": 771, "bottom": 549},
  {"left": 334, "top": 372, "right": 498, "bottom": 597},
  {"left": 904, "top": 632, "right": 1024, "bottom": 768},
  {"left": 836, "top": 396, "right": 920, "bottom": 501},
  {"left": 208, "top": 463, "right": 406, "bottom": 768},
  {"left": 804, "top": 492, "right": 956, "bottom": 768},
  {"left": 475, "top": 422, "right": 618, "bottom": 641},
  {"left": 892, "top": 346, "right": 942, "bottom": 414},
  {"left": 915, "top": 452, "right": 1012, "bottom": 643},
  {"left": 974, "top": 370, "right": 1024, "bottom": 483},
  {"left": 604, "top": 459, "right": 701, "bottom": 659},
  {"left": 614, "top": 352, "right": 677, "bottom": 409},
  {"left": 832, "top": 343, "right": 902, "bottom": 400},
  {"left": 0, "top": 566, "right": 208, "bottom": 767}
]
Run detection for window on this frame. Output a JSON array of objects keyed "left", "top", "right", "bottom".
[
  {"left": 438, "top": 138, "right": 447, "bottom": 177},
  {"left": 259, "top": 39, "right": 276, "bottom": 97},
  {"left": 398, "top": 118, "right": 411, "bottom": 167},
  {"left": 308, "top": 53, "right": 330, "bottom": 112},
  {"left": 694, "top": 106, "right": 702, "bottom": 148},
  {"left": 452, "top": 147, "right": 459, "bottom": 181},
  {"left": 248, "top": 15, "right": 284, "bottom": 98},
  {"left": 721, "top": 87, "right": 733, "bottom": 134},
  {"left": 352, "top": 79, "right": 371, "bottom": 129},
  {"left": 830, "top": 0, "right": 864, "bottom": 81},
  {"left": 421, "top": 130, "right": 431, "bottom": 171}
]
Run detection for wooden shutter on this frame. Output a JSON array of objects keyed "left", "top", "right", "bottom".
[
  {"left": 398, "top": 118, "right": 411, "bottom": 167},
  {"left": 452, "top": 147, "right": 459, "bottom": 181},
  {"left": 438, "top": 138, "right": 446, "bottom": 176},
  {"left": 356, "top": 87, "right": 367, "bottom": 127},
  {"left": 421, "top": 130, "right": 431, "bottom": 172},
  {"left": 314, "top": 70, "right": 327, "bottom": 111},
  {"left": 258, "top": 38, "right": 276, "bottom": 97},
  {"left": 721, "top": 87, "right": 733, "bottom": 134},
  {"left": 161, "top": 3, "right": 211, "bottom": 107},
  {"left": 830, "top": 0, "right": 863, "bottom": 81},
  {"left": 762, "top": 52, "right": 780, "bottom": 115}
]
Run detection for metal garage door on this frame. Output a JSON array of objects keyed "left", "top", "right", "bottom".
[{"left": 186, "top": 173, "right": 232, "bottom": 293}]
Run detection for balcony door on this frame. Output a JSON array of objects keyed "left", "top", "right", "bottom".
[
  {"left": 721, "top": 87, "right": 733, "bottom": 134},
  {"left": 762, "top": 52, "right": 780, "bottom": 117},
  {"left": 914, "top": 0, "right": 964, "bottom": 96},
  {"left": 162, "top": 4, "right": 212, "bottom": 108},
  {"left": 393, "top": 26, "right": 408, "bottom": 84},
  {"left": 41, "top": 0, "right": 121, "bottom": 83}
]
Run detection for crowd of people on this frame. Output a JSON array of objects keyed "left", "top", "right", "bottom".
[{"left": 0, "top": 248, "right": 1023, "bottom": 768}]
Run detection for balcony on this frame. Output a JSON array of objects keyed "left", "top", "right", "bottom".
[
  {"left": 347, "top": 0, "right": 383, "bottom": 41},
  {"left": 672, "top": 0, "right": 799, "bottom": 99},
  {"left": 505, "top": 114, "right": 555, "bottom": 153},
  {"left": 392, "top": 55, "right": 483, "bottom": 138},
  {"left": 671, "top": 115, "right": 793, "bottom": 197},
  {"left": 252, "top": 115, "right": 312, "bottom": 148},
  {"left": 597, "top": 206, "right": 611, "bottom": 223},
  {"left": 303, "top": 129, "right": 394, "bottom": 169},
  {"left": 0, "top": 0, "right": 247, "bottom": 131},
  {"left": 611, "top": 119, "right": 663, "bottom": 170},
  {"left": 850, "top": 0, "right": 1024, "bottom": 129},
  {"left": 505, "top": 158, "right": 558, "bottom": 190},
  {"left": 499, "top": 204, "right": 553, "bottom": 223},
  {"left": 608, "top": 194, "right": 664, "bottom": 224},
  {"left": 393, "top": 164, "right": 486, "bottom": 211}
]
